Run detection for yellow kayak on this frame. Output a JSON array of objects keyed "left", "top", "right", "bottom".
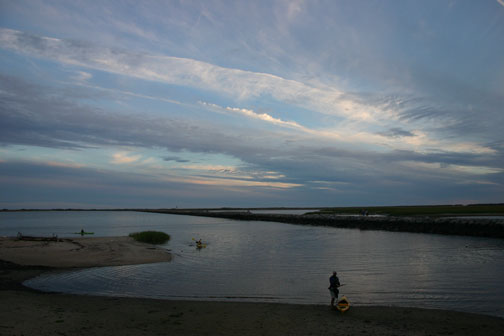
[{"left": 336, "top": 296, "right": 350, "bottom": 313}]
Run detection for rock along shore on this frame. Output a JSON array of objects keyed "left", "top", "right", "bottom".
[{"left": 141, "top": 210, "right": 504, "bottom": 239}]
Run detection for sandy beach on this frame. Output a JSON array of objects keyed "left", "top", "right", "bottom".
[
  {"left": 1, "top": 236, "right": 503, "bottom": 335},
  {"left": 0, "top": 236, "right": 172, "bottom": 268}
]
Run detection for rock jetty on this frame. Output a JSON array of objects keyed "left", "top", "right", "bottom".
[{"left": 141, "top": 210, "right": 504, "bottom": 239}]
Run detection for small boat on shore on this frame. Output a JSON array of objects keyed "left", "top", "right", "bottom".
[{"left": 337, "top": 296, "right": 350, "bottom": 313}]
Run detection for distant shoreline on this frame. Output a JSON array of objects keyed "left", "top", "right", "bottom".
[
  {"left": 0, "top": 207, "right": 326, "bottom": 212},
  {"left": 2, "top": 203, "right": 503, "bottom": 216},
  {"left": 3, "top": 205, "right": 504, "bottom": 238}
]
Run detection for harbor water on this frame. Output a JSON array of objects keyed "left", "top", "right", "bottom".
[{"left": 1, "top": 211, "right": 503, "bottom": 317}]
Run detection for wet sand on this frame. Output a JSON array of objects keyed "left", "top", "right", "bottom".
[{"left": 1, "top": 237, "right": 503, "bottom": 336}]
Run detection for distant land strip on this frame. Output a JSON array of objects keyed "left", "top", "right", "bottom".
[
  {"left": 2, "top": 204, "right": 504, "bottom": 239},
  {"left": 141, "top": 210, "right": 504, "bottom": 239}
]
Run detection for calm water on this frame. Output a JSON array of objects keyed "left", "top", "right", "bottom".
[{"left": 1, "top": 211, "right": 503, "bottom": 317}]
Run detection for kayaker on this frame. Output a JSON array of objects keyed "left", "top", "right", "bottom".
[
  {"left": 80, "top": 229, "right": 84, "bottom": 235},
  {"left": 328, "top": 271, "right": 341, "bottom": 308}
]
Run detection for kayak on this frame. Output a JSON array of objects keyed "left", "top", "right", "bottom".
[
  {"left": 74, "top": 232, "right": 94, "bottom": 235},
  {"left": 336, "top": 296, "right": 350, "bottom": 313},
  {"left": 192, "top": 238, "right": 207, "bottom": 248}
]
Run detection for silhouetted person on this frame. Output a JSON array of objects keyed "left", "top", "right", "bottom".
[{"left": 329, "top": 271, "right": 341, "bottom": 308}]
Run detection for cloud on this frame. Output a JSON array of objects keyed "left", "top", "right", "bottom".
[
  {"left": 179, "top": 164, "right": 238, "bottom": 172},
  {"left": 400, "top": 161, "right": 503, "bottom": 176},
  {"left": 72, "top": 81, "right": 187, "bottom": 107},
  {"left": 2, "top": 28, "right": 501, "bottom": 159},
  {"left": 72, "top": 71, "right": 92, "bottom": 82},
  {"left": 225, "top": 106, "right": 303, "bottom": 129},
  {"left": 378, "top": 127, "right": 416, "bottom": 139},
  {"left": 0, "top": 160, "right": 309, "bottom": 208},
  {"left": 46, "top": 161, "right": 86, "bottom": 169},
  {"left": 167, "top": 175, "right": 302, "bottom": 189},
  {"left": 1, "top": 2, "right": 503, "bottom": 207},
  {"left": 285, "top": 0, "right": 305, "bottom": 20},
  {"left": 1, "top": 72, "right": 502, "bottom": 207},
  {"left": 111, "top": 152, "right": 142, "bottom": 164},
  {"left": 0, "top": 28, "right": 377, "bottom": 121},
  {"left": 1, "top": 72, "right": 500, "bottom": 172},
  {"left": 163, "top": 156, "right": 191, "bottom": 163}
]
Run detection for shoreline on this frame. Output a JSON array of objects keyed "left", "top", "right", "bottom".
[
  {"left": 1, "top": 237, "right": 503, "bottom": 335},
  {"left": 1, "top": 264, "right": 503, "bottom": 336}
]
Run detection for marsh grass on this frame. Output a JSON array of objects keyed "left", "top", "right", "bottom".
[
  {"left": 312, "top": 204, "right": 504, "bottom": 217},
  {"left": 129, "top": 231, "right": 170, "bottom": 244}
]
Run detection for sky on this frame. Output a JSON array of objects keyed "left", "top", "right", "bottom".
[{"left": 0, "top": 0, "right": 503, "bottom": 209}]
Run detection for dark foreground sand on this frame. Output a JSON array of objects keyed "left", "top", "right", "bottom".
[{"left": 1, "top": 237, "right": 503, "bottom": 336}]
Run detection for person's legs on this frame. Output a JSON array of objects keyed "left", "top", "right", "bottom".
[{"left": 329, "top": 289, "right": 336, "bottom": 307}]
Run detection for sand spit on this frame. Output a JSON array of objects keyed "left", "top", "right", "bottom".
[
  {"left": 145, "top": 210, "right": 504, "bottom": 239},
  {"left": 0, "top": 236, "right": 171, "bottom": 268}
]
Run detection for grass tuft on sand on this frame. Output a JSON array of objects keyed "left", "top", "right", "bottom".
[{"left": 129, "top": 231, "right": 170, "bottom": 244}]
